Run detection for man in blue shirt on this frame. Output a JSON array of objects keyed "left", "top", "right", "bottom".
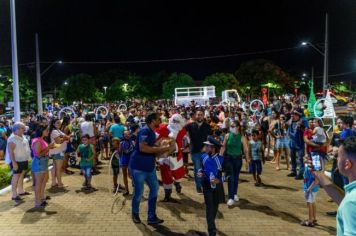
[
  {"left": 287, "top": 110, "right": 308, "bottom": 180},
  {"left": 109, "top": 117, "right": 125, "bottom": 139},
  {"left": 314, "top": 136, "right": 356, "bottom": 236},
  {"left": 129, "top": 112, "right": 175, "bottom": 225}
]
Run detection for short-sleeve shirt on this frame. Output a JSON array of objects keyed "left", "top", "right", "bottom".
[
  {"left": 49, "top": 130, "right": 67, "bottom": 155},
  {"left": 109, "top": 124, "right": 125, "bottom": 139},
  {"left": 185, "top": 122, "right": 212, "bottom": 154},
  {"left": 337, "top": 180, "right": 356, "bottom": 236},
  {"left": 304, "top": 129, "right": 327, "bottom": 153},
  {"left": 78, "top": 144, "right": 94, "bottom": 168},
  {"left": 340, "top": 128, "right": 355, "bottom": 139},
  {"left": 303, "top": 166, "right": 319, "bottom": 192},
  {"left": 249, "top": 140, "right": 262, "bottom": 161},
  {"left": 129, "top": 126, "right": 156, "bottom": 172}
]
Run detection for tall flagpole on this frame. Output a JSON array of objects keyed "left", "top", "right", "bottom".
[
  {"left": 10, "top": 0, "right": 21, "bottom": 122},
  {"left": 35, "top": 33, "right": 43, "bottom": 114}
]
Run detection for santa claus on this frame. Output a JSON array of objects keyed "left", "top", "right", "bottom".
[{"left": 155, "top": 113, "right": 186, "bottom": 202}]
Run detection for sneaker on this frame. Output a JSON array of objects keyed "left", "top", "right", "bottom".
[
  {"left": 132, "top": 214, "right": 141, "bottom": 224},
  {"left": 234, "top": 195, "right": 239, "bottom": 202},
  {"left": 326, "top": 211, "right": 337, "bottom": 217},
  {"left": 227, "top": 199, "right": 234, "bottom": 206},
  {"left": 197, "top": 189, "right": 203, "bottom": 195},
  {"left": 147, "top": 216, "right": 164, "bottom": 225}
]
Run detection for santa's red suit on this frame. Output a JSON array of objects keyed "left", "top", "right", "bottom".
[{"left": 155, "top": 114, "right": 186, "bottom": 202}]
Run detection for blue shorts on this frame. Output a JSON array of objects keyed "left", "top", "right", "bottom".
[
  {"left": 0, "top": 138, "right": 6, "bottom": 152},
  {"left": 81, "top": 167, "right": 92, "bottom": 178},
  {"left": 120, "top": 155, "right": 130, "bottom": 167},
  {"left": 52, "top": 153, "right": 64, "bottom": 161},
  {"left": 276, "top": 137, "right": 289, "bottom": 149},
  {"left": 250, "top": 160, "right": 262, "bottom": 175},
  {"left": 32, "top": 156, "right": 49, "bottom": 173}
]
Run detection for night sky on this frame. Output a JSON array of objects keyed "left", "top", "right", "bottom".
[{"left": 0, "top": 0, "right": 355, "bottom": 90}]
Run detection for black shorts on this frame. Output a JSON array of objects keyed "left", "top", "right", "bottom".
[{"left": 10, "top": 161, "right": 29, "bottom": 174}]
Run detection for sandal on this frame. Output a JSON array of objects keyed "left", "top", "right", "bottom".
[
  {"left": 19, "top": 191, "right": 31, "bottom": 196},
  {"left": 301, "top": 220, "right": 314, "bottom": 227},
  {"left": 12, "top": 196, "right": 23, "bottom": 201},
  {"left": 51, "top": 184, "right": 58, "bottom": 188}
]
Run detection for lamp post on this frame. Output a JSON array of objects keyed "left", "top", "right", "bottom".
[
  {"left": 301, "top": 13, "right": 329, "bottom": 96},
  {"left": 103, "top": 86, "right": 107, "bottom": 95},
  {"left": 10, "top": 0, "right": 20, "bottom": 122},
  {"left": 35, "top": 33, "right": 63, "bottom": 114}
]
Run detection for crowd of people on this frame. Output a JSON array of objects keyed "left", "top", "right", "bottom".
[{"left": 0, "top": 97, "right": 355, "bottom": 236}]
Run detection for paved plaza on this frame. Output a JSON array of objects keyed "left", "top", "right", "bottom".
[{"left": 0, "top": 160, "right": 337, "bottom": 236}]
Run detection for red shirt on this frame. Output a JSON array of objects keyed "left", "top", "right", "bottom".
[{"left": 304, "top": 129, "right": 327, "bottom": 154}]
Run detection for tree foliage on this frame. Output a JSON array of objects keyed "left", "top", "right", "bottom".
[
  {"left": 162, "top": 73, "right": 195, "bottom": 99},
  {"left": 203, "top": 73, "right": 239, "bottom": 96},
  {"left": 60, "top": 74, "right": 100, "bottom": 103},
  {"left": 235, "top": 59, "right": 295, "bottom": 97}
]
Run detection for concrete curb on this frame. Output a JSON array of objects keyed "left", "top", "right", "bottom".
[{"left": 0, "top": 165, "right": 53, "bottom": 196}]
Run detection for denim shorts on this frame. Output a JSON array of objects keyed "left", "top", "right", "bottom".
[
  {"left": 52, "top": 153, "right": 64, "bottom": 161},
  {"left": 32, "top": 156, "right": 49, "bottom": 173},
  {"left": 276, "top": 137, "right": 289, "bottom": 149},
  {"left": 81, "top": 167, "right": 92, "bottom": 178}
]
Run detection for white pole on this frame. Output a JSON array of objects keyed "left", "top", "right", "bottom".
[
  {"left": 10, "top": 0, "right": 21, "bottom": 122},
  {"left": 35, "top": 33, "right": 43, "bottom": 114},
  {"left": 323, "top": 13, "right": 329, "bottom": 96}
]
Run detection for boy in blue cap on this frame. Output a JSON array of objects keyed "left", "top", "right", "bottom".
[{"left": 198, "top": 136, "right": 230, "bottom": 236}]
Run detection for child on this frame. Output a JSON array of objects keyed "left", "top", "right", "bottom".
[
  {"left": 111, "top": 137, "right": 121, "bottom": 193},
  {"left": 119, "top": 131, "right": 135, "bottom": 195},
  {"left": 301, "top": 160, "right": 319, "bottom": 227},
  {"left": 249, "top": 130, "right": 265, "bottom": 186},
  {"left": 77, "top": 134, "right": 96, "bottom": 189},
  {"left": 312, "top": 118, "right": 327, "bottom": 146}
]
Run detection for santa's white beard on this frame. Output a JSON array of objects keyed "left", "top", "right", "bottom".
[{"left": 168, "top": 123, "right": 181, "bottom": 139}]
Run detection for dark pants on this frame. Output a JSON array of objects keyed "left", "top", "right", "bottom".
[
  {"left": 227, "top": 157, "right": 242, "bottom": 199},
  {"left": 203, "top": 188, "right": 218, "bottom": 236},
  {"left": 290, "top": 147, "right": 304, "bottom": 177}
]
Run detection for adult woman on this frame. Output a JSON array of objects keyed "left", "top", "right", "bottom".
[
  {"left": 31, "top": 124, "right": 55, "bottom": 208},
  {"left": 49, "top": 118, "right": 69, "bottom": 188},
  {"left": 61, "top": 115, "right": 74, "bottom": 174},
  {"left": 98, "top": 118, "right": 109, "bottom": 160},
  {"left": 272, "top": 114, "right": 290, "bottom": 170},
  {"left": 259, "top": 109, "right": 269, "bottom": 153},
  {"left": 268, "top": 109, "right": 280, "bottom": 163},
  {"left": 220, "top": 121, "right": 249, "bottom": 206}
]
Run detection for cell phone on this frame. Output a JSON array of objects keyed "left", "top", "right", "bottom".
[{"left": 311, "top": 153, "right": 322, "bottom": 171}]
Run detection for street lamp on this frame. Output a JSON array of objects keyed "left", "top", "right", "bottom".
[
  {"left": 64, "top": 81, "right": 68, "bottom": 86},
  {"left": 302, "top": 73, "right": 307, "bottom": 77},
  {"left": 300, "top": 42, "right": 325, "bottom": 56},
  {"left": 103, "top": 86, "right": 107, "bottom": 95}
]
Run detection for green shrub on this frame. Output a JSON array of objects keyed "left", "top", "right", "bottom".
[{"left": 0, "top": 166, "right": 12, "bottom": 189}]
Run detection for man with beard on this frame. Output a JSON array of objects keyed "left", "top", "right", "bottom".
[
  {"left": 185, "top": 110, "right": 212, "bottom": 194},
  {"left": 129, "top": 112, "right": 175, "bottom": 225},
  {"left": 155, "top": 114, "right": 187, "bottom": 202}
]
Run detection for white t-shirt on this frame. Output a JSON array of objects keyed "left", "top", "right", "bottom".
[
  {"left": 5, "top": 134, "right": 31, "bottom": 164},
  {"left": 49, "top": 129, "right": 67, "bottom": 155},
  {"left": 312, "top": 127, "right": 326, "bottom": 144},
  {"left": 81, "top": 121, "right": 94, "bottom": 137}
]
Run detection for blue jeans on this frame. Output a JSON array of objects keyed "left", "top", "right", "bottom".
[
  {"left": 191, "top": 152, "right": 202, "bottom": 191},
  {"left": 227, "top": 158, "right": 242, "bottom": 199},
  {"left": 131, "top": 169, "right": 159, "bottom": 219},
  {"left": 81, "top": 167, "right": 92, "bottom": 178},
  {"left": 290, "top": 147, "right": 304, "bottom": 177}
]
